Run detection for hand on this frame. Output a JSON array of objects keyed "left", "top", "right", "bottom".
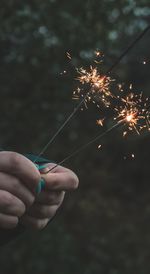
[
  {"left": 20, "top": 163, "right": 79, "bottom": 230},
  {"left": 0, "top": 151, "right": 41, "bottom": 229}
]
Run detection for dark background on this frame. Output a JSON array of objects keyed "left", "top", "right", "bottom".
[{"left": 0, "top": 0, "right": 150, "bottom": 273}]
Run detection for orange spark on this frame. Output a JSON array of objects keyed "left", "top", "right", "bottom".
[
  {"left": 97, "top": 118, "right": 105, "bottom": 127},
  {"left": 114, "top": 92, "right": 150, "bottom": 136},
  {"left": 66, "top": 52, "right": 72, "bottom": 60},
  {"left": 75, "top": 64, "right": 114, "bottom": 108}
]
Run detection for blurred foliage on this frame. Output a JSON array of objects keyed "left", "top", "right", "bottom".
[{"left": 0, "top": 0, "right": 150, "bottom": 273}]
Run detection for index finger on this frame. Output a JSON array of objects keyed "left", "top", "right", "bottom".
[
  {"left": 40, "top": 164, "right": 79, "bottom": 191},
  {"left": 0, "top": 152, "right": 41, "bottom": 191}
]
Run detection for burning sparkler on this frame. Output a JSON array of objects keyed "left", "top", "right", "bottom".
[
  {"left": 45, "top": 99, "right": 150, "bottom": 174},
  {"left": 45, "top": 90, "right": 150, "bottom": 173},
  {"left": 33, "top": 24, "right": 150, "bottom": 164},
  {"left": 114, "top": 92, "right": 150, "bottom": 136},
  {"left": 73, "top": 63, "right": 114, "bottom": 108}
]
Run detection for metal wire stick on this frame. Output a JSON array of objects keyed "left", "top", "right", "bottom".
[
  {"left": 35, "top": 24, "right": 150, "bottom": 161},
  {"left": 46, "top": 120, "right": 124, "bottom": 173}
]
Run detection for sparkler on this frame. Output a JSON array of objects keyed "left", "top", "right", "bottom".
[
  {"left": 45, "top": 120, "right": 123, "bottom": 173},
  {"left": 34, "top": 24, "right": 150, "bottom": 163},
  {"left": 73, "top": 65, "right": 114, "bottom": 108},
  {"left": 46, "top": 96, "right": 150, "bottom": 173},
  {"left": 114, "top": 92, "right": 150, "bottom": 136}
]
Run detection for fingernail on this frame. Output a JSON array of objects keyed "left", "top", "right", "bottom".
[
  {"left": 40, "top": 178, "right": 45, "bottom": 190},
  {"left": 36, "top": 178, "right": 45, "bottom": 194},
  {"left": 37, "top": 165, "right": 48, "bottom": 171}
]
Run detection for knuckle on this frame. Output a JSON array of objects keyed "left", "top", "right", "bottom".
[
  {"left": 8, "top": 152, "right": 21, "bottom": 170},
  {"left": 0, "top": 191, "right": 26, "bottom": 217},
  {"left": 25, "top": 195, "right": 35, "bottom": 208},
  {"left": 11, "top": 177, "right": 20, "bottom": 190},
  {"left": 16, "top": 202, "right": 26, "bottom": 217},
  {"left": 1, "top": 192, "right": 14, "bottom": 208}
]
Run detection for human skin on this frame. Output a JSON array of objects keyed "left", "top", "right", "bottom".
[
  {"left": 0, "top": 152, "right": 79, "bottom": 230},
  {"left": 20, "top": 163, "right": 79, "bottom": 230}
]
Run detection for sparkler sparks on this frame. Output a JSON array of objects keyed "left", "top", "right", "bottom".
[
  {"left": 66, "top": 52, "right": 72, "bottom": 60},
  {"left": 94, "top": 50, "right": 103, "bottom": 58},
  {"left": 34, "top": 24, "right": 150, "bottom": 165},
  {"left": 94, "top": 50, "right": 104, "bottom": 64},
  {"left": 114, "top": 92, "right": 150, "bottom": 136},
  {"left": 74, "top": 65, "right": 114, "bottom": 108},
  {"left": 97, "top": 118, "right": 105, "bottom": 127},
  {"left": 98, "top": 144, "right": 102, "bottom": 149}
]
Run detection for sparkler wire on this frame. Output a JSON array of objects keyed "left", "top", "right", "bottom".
[
  {"left": 35, "top": 24, "right": 150, "bottom": 162},
  {"left": 45, "top": 120, "right": 124, "bottom": 173},
  {"left": 106, "top": 24, "right": 150, "bottom": 74},
  {"left": 33, "top": 97, "right": 86, "bottom": 163}
]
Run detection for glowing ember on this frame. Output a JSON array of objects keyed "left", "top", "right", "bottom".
[
  {"left": 114, "top": 92, "right": 150, "bottom": 136},
  {"left": 126, "top": 114, "right": 134, "bottom": 122},
  {"left": 66, "top": 52, "right": 72, "bottom": 60},
  {"left": 98, "top": 144, "right": 102, "bottom": 149},
  {"left": 118, "top": 83, "right": 124, "bottom": 92},
  {"left": 74, "top": 65, "right": 114, "bottom": 108},
  {"left": 95, "top": 50, "right": 103, "bottom": 57},
  {"left": 77, "top": 67, "right": 112, "bottom": 95},
  {"left": 96, "top": 118, "right": 105, "bottom": 127}
]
